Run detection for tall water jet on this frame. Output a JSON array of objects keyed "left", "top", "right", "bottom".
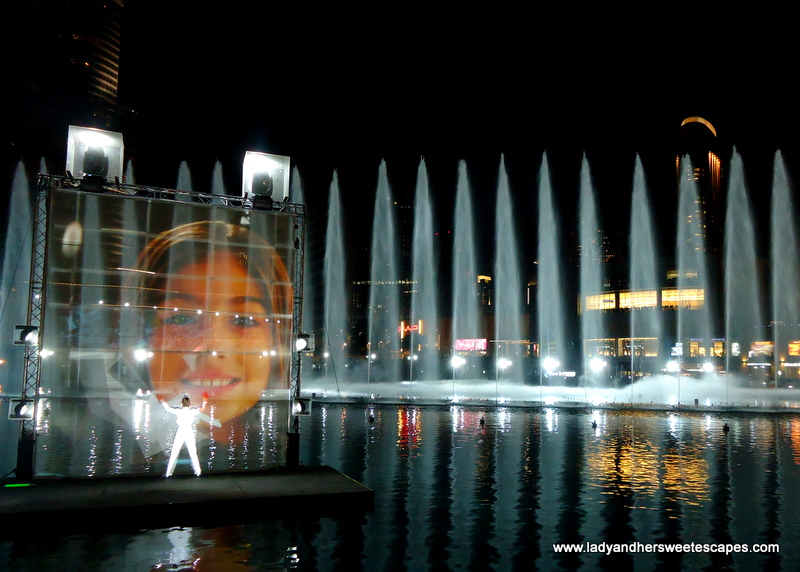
[
  {"left": 724, "top": 150, "right": 762, "bottom": 380},
  {"left": 676, "top": 157, "right": 714, "bottom": 368},
  {"left": 368, "top": 160, "right": 400, "bottom": 382},
  {"left": 629, "top": 155, "right": 662, "bottom": 381},
  {"left": 451, "top": 161, "right": 481, "bottom": 367},
  {"left": 537, "top": 154, "right": 566, "bottom": 381},
  {"left": 124, "top": 159, "right": 134, "bottom": 184},
  {"left": 770, "top": 150, "right": 799, "bottom": 386},
  {"left": 0, "top": 163, "right": 32, "bottom": 477},
  {"left": 323, "top": 171, "right": 349, "bottom": 387},
  {"left": 175, "top": 160, "right": 192, "bottom": 203},
  {"left": 410, "top": 157, "right": 440, "bottom": 381},
  {"left": 211, "top": 161, "right": 225, "bottom": 195},
  {"left": 67, "top": 193, "right": 111, "bottom": 392},
  {"left": 494, "top": 155, "right": 523, "bottom": 379},
  {"left": 578, "top": 155, "right": 605, "bottom": 382},
  {"left": 290, "top": 167, "right": 303, "bottom": 203},
  {"left": 113, "top": 195, "right": 144, "bottom": 394},
  {"left": 0, "top": 163, "right": 33, "bottom": 397}
]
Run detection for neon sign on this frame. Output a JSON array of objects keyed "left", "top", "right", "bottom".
[
  {"left": 455, "top": 338, "right": 487, "bottom": 351},
  {"left": 398, "top": 320, "right": 424, "bottom": 338}
]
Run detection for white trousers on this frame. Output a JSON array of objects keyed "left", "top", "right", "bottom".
[{"left": 165, "top": 427, "right": 201, "bottom": 477}]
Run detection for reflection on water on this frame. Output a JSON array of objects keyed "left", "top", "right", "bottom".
[
  {"left": 31, "top": 398, "right": 287, "bottom": 477},
  {"left": 4, "top": 405, "right": 800, "bottom": 570}
]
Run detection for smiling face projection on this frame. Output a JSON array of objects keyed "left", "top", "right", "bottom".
[
  {"left": 149, "top": 252, "right": 274, "bottom": 422},
  {"left": 134, "top": 221, "right": 291, "bottom": 423}
]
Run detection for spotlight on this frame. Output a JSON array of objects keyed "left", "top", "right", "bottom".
[
  {"left": 66, "top": 126, "right": 124, "bottom": 182},
  {"left": 295, "top": 333, "right": 315, "bottom": 352},
  {"left": 8, "top": 399, "right": 34, "bottom": 421},
  {"left": 542, "top": 356, "right": 560, "bottom": 374},
  {"left": 589, "top": 357, "right": 607, "bottom": 373},
  {"left": 14, "top": 325, "right": 38, "bottom": 346},
  {"left": 292, "top": 397, "right": 312, "bottom": 416},
  {"left": 252, "top": 171, "right": 274, "bottom": 197},
  {"left": 250, "top": 171, "right": 275, "bottom": 210},
  {"left": 82, "top": 146, "right": 109, "bottom": 177},
  {"left": 242, "top": 151, "right": 290, "bottom": 202}
]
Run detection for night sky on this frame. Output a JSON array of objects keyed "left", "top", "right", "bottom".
[
  {"left": 9, "top": 2, "right": 799, "bottom": 275},
  {"left": 120, "top": 9, "right": 797, "bottom": 186}
]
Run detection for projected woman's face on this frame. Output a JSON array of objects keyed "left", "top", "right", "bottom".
[{"left": 148, "top": 252, "right": 273, "bottom": 422}]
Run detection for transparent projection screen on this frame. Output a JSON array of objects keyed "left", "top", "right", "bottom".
[{"left": 36, "top": 188, "right": 294, "bottom": 477}]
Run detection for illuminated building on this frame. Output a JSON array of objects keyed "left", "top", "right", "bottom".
[
  {"left": 678, "top": 117, "right": 723, "bottom": 255},
  {"left": 578, "top": 117, "right": 732, "bottom": 380}
]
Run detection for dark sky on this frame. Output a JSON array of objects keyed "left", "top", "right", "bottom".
[
  {"left": 120, "top": 8, "right": 797, "bottom": 174},
  {"left": 4, "top": 1, "right": 796, "bottom": 328},
  {"left": 114, "top": 5, "right": 800, "bottom": 274}
]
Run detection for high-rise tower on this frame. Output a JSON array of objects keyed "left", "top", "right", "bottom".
[{"left": 677, "top": 116, "right": 723, "bottom": 255}]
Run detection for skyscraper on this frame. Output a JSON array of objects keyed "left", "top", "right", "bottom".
[{"left": 7, "top": 0, "right": 131, "bottom": 183}]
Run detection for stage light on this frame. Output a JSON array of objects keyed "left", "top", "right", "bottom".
[
  {"left": 82, "top": 146, "right": 109, "bottom": 177},
  {"left": 242, "top": 151, "right": 290, "bottom": 205},
  {"left": 292, "top": 397, "right": 312, "bottom": 416},
  {"left": 66, "top": 126, "right": 124, "bottom": 183},
  {"left": 8, "top": 399, "right": 34, "bottom": 420},
  {"left": 542, "top": 356, "right": 560, "bottom": 374},
  {"left": 14, "top": 325, "right": 38, "bottom": 346},
  {"left": 589, "top": 357, "right": 607, "bottom": 373},
  {"left": 295, "top": 333, "right": 315, "bottom": 352}
]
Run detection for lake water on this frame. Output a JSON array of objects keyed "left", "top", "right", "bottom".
[{"left": 3, "top": 403, "right": 800, "bottom": 571}]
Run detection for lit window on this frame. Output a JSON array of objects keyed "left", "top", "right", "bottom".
[
  {"left": 662, "top": 288, "right": 704, "bottom": 309},
  {"left": 584, "top": 294, "right": 616, "bottom": 311},
  {"left": 620, "top": 290, "right": 657, "bottom": 309}
]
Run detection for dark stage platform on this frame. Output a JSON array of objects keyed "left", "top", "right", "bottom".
[{"left": 0, "top": 466, "right": 373, "bottom": 537}]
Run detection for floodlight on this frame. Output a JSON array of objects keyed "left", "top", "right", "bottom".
[
  {"left": 542, "top": 356, "right": 560, "bottom": 374},
  {"left": 589, "top": 357, "right": 607, "bottom": 373},
  {"left": 292, "top": 397, "right": 312, "bottom": 416},
  {"left": 14, "top": 325, "right": 38, "bottom": 346},
  {"left": 66, "top": 126, "right": 124, "bottom": 182},
  {"left": 295, "top": 333, "right": 315, "bottom": 352},
  {"left": 8, "top": 399, "right": 34, "bottom": 420},
  {"left": 242, "top": 151, "right": 290, "bottom": 203}
]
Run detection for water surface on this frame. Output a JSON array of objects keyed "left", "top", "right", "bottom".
[{"left": 3, "top": 404, "right": 799, "bottom": 571}]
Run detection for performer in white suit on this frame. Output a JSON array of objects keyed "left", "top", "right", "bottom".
[{"left": 162, "top": 396, "right": 217, "bottom": 477}]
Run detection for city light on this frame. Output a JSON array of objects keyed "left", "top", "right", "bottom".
[
  {"left": 589, "top": 357, "right": 607, "bottom": 373},
  {"left": 542, "top": 356, "right": 560, "bottom": 375}
]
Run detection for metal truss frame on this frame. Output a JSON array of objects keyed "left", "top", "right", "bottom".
[{"left": 16, "top": 174, "right": 307, "bottom": 479}]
